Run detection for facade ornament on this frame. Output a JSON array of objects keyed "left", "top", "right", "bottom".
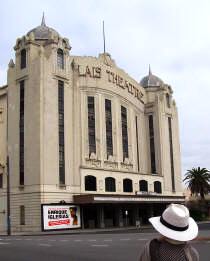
[
  {"left": 107, "top": 155, "right": 114, "bottom": 162},
  {"left": 28, "top": 32, "right": 35, "bottom": 41},
  {"left": 90, "top": 152, "right": 97, "bottom": 160},
  {"left": 123, "top": 157, "right": 130, "bottom": 165},
  {"left": 8, "top": 59, "right": 15, "bottom": 68},
  {"left": 159, "top": 93, "right": 164, "bottom": 101},
  {"left": 63, "top": 38, "right": 71, "bottom": 50},
  {"left": 99, "top": 53, "right": 115, "bottom": 67},
  {"left": 71, "top": 59, "right": 75, "bottom": 70}
]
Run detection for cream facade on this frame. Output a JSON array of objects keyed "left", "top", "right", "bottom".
[{"left": 0, "top": 18, "right": 184, "bottom": 233}]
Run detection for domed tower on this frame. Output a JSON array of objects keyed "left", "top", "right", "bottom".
[
  {"left": 140, "top": 66, "right": 164, "bottom": 88},
  {"left": 27, "top": 15, "right": 60, "bottom": 41},
  {"left": 7, "top": 15, "right": 72, "bottom": 233},
  {"left": 140, "top": 67, "right": 182, "bottom": 195}
]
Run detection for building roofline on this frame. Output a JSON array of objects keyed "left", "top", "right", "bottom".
[{"left": 0, "top": 85, "right": 8, "bottom": 89}]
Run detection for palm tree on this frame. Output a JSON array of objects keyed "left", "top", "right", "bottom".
[{"left": 183, "top": 167, "right": 210, "bottom": 199}]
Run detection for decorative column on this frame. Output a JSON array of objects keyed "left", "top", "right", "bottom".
[
  {"left": 97, "top": 206, "right": 105, "bottom": 228},
  {"left": 133, "top": 205, "right": 140, "bottom": 227},
  {"left": 115, "top": 206, "right": 123, "bottom": 227}
]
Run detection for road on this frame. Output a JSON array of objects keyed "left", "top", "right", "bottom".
[{"left": 0, "top": 228, "right": 209, "bottom": 261}]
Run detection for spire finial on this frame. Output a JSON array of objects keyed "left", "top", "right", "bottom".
[
  {"left": 149, "top": 64, "right": 152, "bottom": 75},
  {"left": 41, "top": 12, "right": 46, "bottom": 26}
]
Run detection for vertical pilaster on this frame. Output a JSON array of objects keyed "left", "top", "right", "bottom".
[{"left": 97, "top": 205, "right": 105, "bottom": 228}]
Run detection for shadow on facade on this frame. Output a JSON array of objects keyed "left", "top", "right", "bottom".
[{"left": 82, "top": 203, "right": 167, "bottom": 229}]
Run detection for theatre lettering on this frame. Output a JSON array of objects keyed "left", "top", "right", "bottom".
[{"left": 77, "top": 65, "right": 144, "bottom": 101}]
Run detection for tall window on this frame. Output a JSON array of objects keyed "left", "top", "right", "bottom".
[
  {"left": 139, "top": 180, "right": 148, "bottom": 192},
  {"left": 58, "top": 81, "right": 65, "bottom": 185},
  {"left": 20, "top": 205, "right": 25, "bottom": 225},
  {"left": 85, "top": 175, "right": 97, "bottom": 191},
  {"left": 121, "top": 106, "right": 128, "bottom": 160},
  {"left": 57, "top": 49, "right": 64, "bottom": 69},
  {"left": 88, "top": 96, "right": 96, "bottom": 155},
  {"left": 0, "top": 175, "right": 2, "bottom": 188},
  {"left": 105, "top": 177, "right": 116, "bottom": 192},
  {"left": 105, "top": 99, "right": 113, "bottom": 158},
  {"left": 0, "top": 109, "right": 3, "bottom": 123},
  {"left": 20, "top": 49, "right": 26, "bottom": 69},
  {"left": 149, "top": 115, "right": 156, "bottom": 174},
  {"left": 136, "top": 116, "right": 140, "bottom": 172},
  {"left": 19, "top": 80, "right": 24, "bottom": 185},
  {"left": 168, "top": 117, "right": 175, "bottom": 192},
  {"left": 154, "top": 181, "right": 162, "bottom": 194},
  {"left": 123, "top": 178, "right": 133, "bottom": 192},
  {"left": 166, "top": 93, "right": 170, "bottom": 108}
]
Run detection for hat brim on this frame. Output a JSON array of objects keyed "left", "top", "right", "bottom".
[{"left": 149, "top": 216, "right": 198, "bottom": 242}]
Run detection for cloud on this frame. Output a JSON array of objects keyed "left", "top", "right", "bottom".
[
  {"left": 1, "top": 0, "right": 210, "bottom": 175},
  {"left": 0, "top": 67, "right": 7, "bottom": 86}
]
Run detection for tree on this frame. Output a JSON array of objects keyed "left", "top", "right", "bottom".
[{"left": 183, "top": 167, "right": 210, "bottom": 199}]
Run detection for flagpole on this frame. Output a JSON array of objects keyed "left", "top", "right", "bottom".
[{"left": 103, "top": 21, "right": 106, "bottom": 54}]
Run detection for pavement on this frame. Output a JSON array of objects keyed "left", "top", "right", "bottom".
[
  {"left": 0, "top": 231, "right": 210, "bottom": 261},
  {"left": 1, "top": 222, "right": 210, "bottom": 240}
]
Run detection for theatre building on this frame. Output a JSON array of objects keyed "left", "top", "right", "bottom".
[{"left": 0, "top": 17, "right": 184, "bottom": 233}]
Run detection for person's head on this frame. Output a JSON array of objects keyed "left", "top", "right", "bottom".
[
  {"left": 69, "top": 207, "right": 77, "bottom": 218},
  {"left": 149, "top": 204, "right": 198, "bottom": 242}
]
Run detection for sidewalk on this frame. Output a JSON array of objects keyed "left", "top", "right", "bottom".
[
  {"left": 1, "top": 221, "right": 209, "bottom": 237},
  {"left": 1, "top": 225, "right": 152, "bottom": 237}
]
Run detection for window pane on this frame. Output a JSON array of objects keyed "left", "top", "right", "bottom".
[
  {"left": 57, "top": 49, "right": 64, "bottom": 69},
  {"left": 154, "top": 181, "right": 162, "bottom": 193},
  {"left": 0, "top": 175, "right": 3, "bottom": 188},
  {"left": 85, "top": 176, "right": 97, "bottom": 191},
  {"left": 105, "top": 99, "right": 113, "bottom": 157},
  {"left": 20, "top": 49, "right": 26, "bottom": 69},
  {"left": 139, "top": 180, "right": 148, "bottom": 192},
  {"left": 123, "top": 179, "right": 133, "bottom": 192},
  {"left": 105, "top": 177, "right": 116, "bottom": 192},
  {"left": 88, "top": 97, "right": 96, "bottom": 154},
  {"left": 19, "top": 81, "right": 24, "bottom": 185},
  {"left": 149, "top": 115, "right": 156, "bottom": 173},
  {"left": 58, "top": 81, "right": 65, "bottom": 184},
  {"left": 121, "top": 106, "right": 128, "bottom": 159},
  {"left": 168, "top": 117, "right": 175, "bottom": 191},
  {"left": 20, "top": 205, "right": 25, "bottom": 225}
]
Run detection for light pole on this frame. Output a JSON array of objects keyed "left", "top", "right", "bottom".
[{"left": 0, "top": 159, "right": 10, "bottom": 236}]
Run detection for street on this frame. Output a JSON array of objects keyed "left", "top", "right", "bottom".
[{"left": 0, "top": 228, "right": 210, "bottom": 261}]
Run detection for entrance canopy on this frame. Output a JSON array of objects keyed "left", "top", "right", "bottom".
[{"left": 74, "top": 194, "right": 185, "bottom": 204}]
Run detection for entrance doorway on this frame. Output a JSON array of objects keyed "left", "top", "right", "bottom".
[{"left": 82, "top": 205, "right": 97, "bottom": 228}]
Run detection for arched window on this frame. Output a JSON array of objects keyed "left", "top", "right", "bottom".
[
  {"left": 166, "top": 93, "right": 170, "bottom": 108},
  {"left": 154, "top": 181, "right": 162, "bottom": 194},
  {"left": 20, "top": 49, "right": 26, "bottom": 69},
  {"left": 57, "top": 49, "right": 64, "bottom": 69},
  {"left": 123, "top": 178, "right": 133, "bottom": 192},
  {"left": 85, "top": 175, "right": 96, "bottom": 191},
  {"left": 105, "top": 177, "right": 116, "bottom": 192},
  {"left": 139, "top": 180, "right": 148, "bottom": 192}
]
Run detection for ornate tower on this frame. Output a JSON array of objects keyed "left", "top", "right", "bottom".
[
  {"left": 7, "top": 16, "right": 71, "bottom": 232},
  {"left": 140, "top": 67, "right": 182, "bottom": 194}
]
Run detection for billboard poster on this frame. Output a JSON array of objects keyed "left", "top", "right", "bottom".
[{"left": 42, "top": 205, "right": 81, "bottom": 231}]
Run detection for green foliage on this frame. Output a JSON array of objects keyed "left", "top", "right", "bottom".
[
  {"left": 189, "top": 209, "right": 207, "bottom": 221},
  {"left": 183, "top": 167, "right": 210, "bottom": 199}
]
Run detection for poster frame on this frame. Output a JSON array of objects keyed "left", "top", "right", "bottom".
[{"left": 41, "top": 203, "right": 81, "bottom": 232}]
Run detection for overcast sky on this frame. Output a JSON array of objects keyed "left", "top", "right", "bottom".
[{"left": 1, "top": 0, "right": 210, "bottom": 177}]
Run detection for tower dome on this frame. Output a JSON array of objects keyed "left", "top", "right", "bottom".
[
  {"left": 27, "top": 14, "right": 59, "bottom": 40},
  {"left": 140, "top": 66, "right": 164, "bottom": 88}
]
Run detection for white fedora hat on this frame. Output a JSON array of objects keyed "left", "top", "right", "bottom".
[{"left": 149, "top": 204, "right": 198, "bottom": 241}]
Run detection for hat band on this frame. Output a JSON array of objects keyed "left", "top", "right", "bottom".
[{"left": 160, "top": 216, "right": 189, "bottom": 231}]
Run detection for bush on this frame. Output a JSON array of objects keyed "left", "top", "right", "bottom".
[{"left": 189, "top": 209, "right": 207, "bottom": 221}]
